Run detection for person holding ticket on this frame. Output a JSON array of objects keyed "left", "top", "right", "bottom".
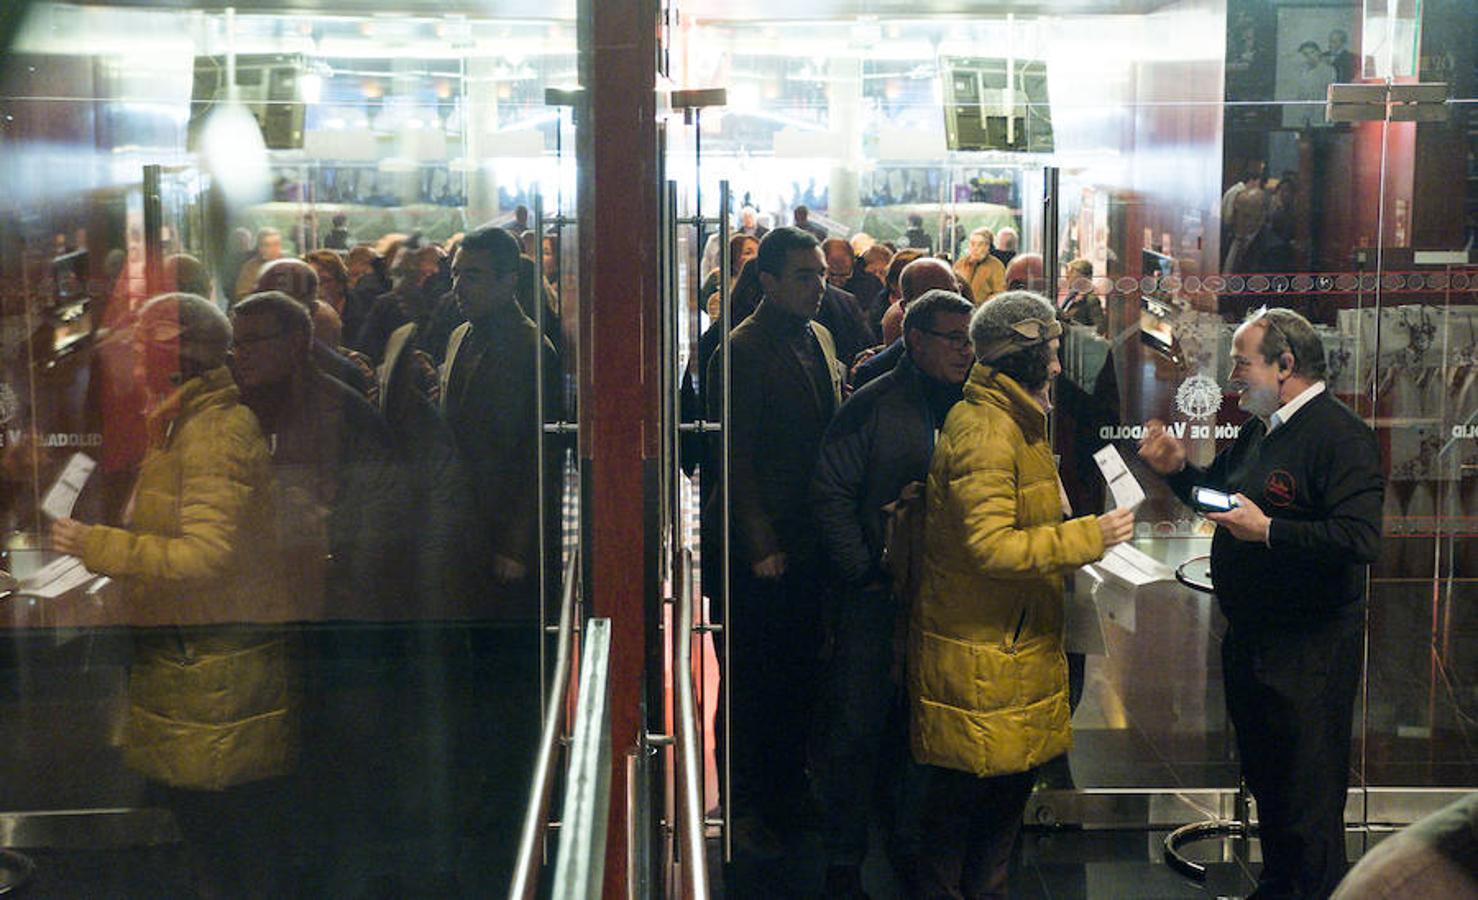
[
  {"left": 49, "top": 293, "right": 298, "bottom": 895},
  {"left": 907, "top": 291, "right": 1133, "bottom": 897},
  {"left": 1138, "top": 307, "right": 1383, "bottom": 899}
]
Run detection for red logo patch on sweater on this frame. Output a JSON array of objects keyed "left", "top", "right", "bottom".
[{"left": 1264, "top": 469, "right": 1296, "bottom": 507}]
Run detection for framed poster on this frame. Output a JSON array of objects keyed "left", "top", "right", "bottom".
[{"left": 1274, "top": 6, "right": 1361, "bottom": 129}]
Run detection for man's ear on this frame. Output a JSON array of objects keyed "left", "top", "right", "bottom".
[
  {"left": 758, "top": 270, "right": 778, "bottom": 295},
  {"left": 1279, "top": 351, "right": 1295, "bottom": 375}
]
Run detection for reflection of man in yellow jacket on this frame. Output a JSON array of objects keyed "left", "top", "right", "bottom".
[
  {"left": 908, "top": 291, "right": 1134, "bottom": 896},
  {"left": 52, "top": 293, "right": 296, "bottom": 894},
  {"left": 952, "top": 227, "right": 1007, "bottom": 304}
]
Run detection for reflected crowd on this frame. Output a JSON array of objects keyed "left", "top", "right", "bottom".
[{"left": 11, "top": 214, "right": 566, "bottom": 895}]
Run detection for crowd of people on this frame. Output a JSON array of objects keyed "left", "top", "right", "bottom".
[
  {"left": 38, "top": 216, "right": 565, "bottom": 894},
  {"left": 15, "top": 200, "right": 1391, "bottom": 897},
  {"left": 691, "top": 223, "right": 1382, "bottom": 900}
]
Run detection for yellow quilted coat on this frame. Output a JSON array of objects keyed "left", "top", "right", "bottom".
[
  {"left": 80, "top": 366, "right": 298, "bottom": 790},
  {"left": 909, "top": 364, "right": 1105, "bottom": 777}
]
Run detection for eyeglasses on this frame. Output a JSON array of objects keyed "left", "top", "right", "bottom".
[{"left": 921, "top": 329, "right": 972, "bottom": 351}]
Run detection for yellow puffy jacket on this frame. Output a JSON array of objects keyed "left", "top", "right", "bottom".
[
  {"left": 909, "top": 364, "right": 1105, "bottom": 778},
  {"left": 81, "top": 366, "right": 298, "bottom": 790}
]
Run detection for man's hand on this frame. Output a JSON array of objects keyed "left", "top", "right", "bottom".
[
  {"left": 1097, "top": 507, "right": 1136, "bottom": 548},
  {"left": 1137, "top": 419, "right": 1187, "bottom": 476},
  {"left": 51, "top": 517, "right": 90, "bottom": 556},
  {"left": 1205, "top": 494, "right": 1270, "bottom": 544},
  {"left": 752, "top": 553, "right": 787, "bottom": 580},
  {"left": 492, "top": 554, "right": 528, "bottom": 583}
]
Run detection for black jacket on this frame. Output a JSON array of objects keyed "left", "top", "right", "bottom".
[
  {"left": 1167, "top": 389, "right": 1383, "bottom": 629},
  {"left": 852, "top": 338, "right": 905, "bottom": 390},
  {"left": 239, "top": 367, "right": 408, "bottom": 619},
  {"left": 704, "top": 300, "right": 842, "bottom": 566},
  {"left": 812, "top": 355, "right": 959, "bottom": 587},
  {"left": 817, "top": 284, "right": 874, "bottom": 370}
]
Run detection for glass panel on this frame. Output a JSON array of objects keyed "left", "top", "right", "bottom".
[
  {"left": 0, "top": 2, "right": 577, "bottom": 892},
  {"left": 1362, "top": 0, "right": 1478, "bottom": 801}
]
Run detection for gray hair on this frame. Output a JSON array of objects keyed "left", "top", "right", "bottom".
[
  {"left": 902, "top": 289, "right": 974, "bottom": 336},
  {"left": 138, "top": 292, "right": 233, "bottom": 376},
  {"left": 995, "top": 226, "right": 1018, "bottom": 250},
  {"left": 1240, "top": 306, "right": 1326, "bottom": 380}
]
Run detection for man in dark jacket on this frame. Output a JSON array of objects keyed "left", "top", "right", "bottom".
[
  {"left": 352, "top": 244, "right": 447, "bottom": 364},
  {"left": 818, "top": 238, "right": 875, "bottom": 368},
  {"left": 230, "top": 291, "right": 406, "bottom": 620},
  {"left": 253, "top": 258, "right": 378, "bottom": 401},
  {"left": 811, "top": 289, "right": 975, "bottom": 896},
  {"left": 442, "top": 224, "right": 563, "bottom": 881},
  {"left": 704, "top": 226, "right": 842, "bottom": 853},
  {"left": 853, "top": 257, "right": 960, "bottom": 389},
  {"left": 442, "top": 226, "right": 561, "bottom": 619},
  {"left": 1139, "top": 308, "right": 1383, "bottom": 899}
]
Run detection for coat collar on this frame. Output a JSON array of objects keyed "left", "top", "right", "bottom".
[
  {"left": 964, "top": 363, "right": 1047, "bottom": 440},
  {"left": 146, "top": 366, "right": 240, "bottom": 448},
  {"left": 751, "top": 298, "right": 811, "bottom": 336}
]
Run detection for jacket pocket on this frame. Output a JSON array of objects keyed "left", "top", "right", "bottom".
[{"left": 975, "top": 630, "right": 1065, "bottom": 712}]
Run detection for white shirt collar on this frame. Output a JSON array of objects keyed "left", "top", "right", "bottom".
[{"left": 1268, "top": 381, "right": 1325, "bottom": 432}]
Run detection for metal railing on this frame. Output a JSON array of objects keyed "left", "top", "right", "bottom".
[
  {"left": 509, "top": 549, "right": 582, "bottom": 900},
  {"left": 550, "top": 617, "right": 613, "bottom": 899},
  {"left": 673, "top": 549, "right": 710, "bottom": 899}
]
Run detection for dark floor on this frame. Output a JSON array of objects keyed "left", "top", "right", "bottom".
[{"left": 713, "top": 822, "right": 1396, "bottom": 899}]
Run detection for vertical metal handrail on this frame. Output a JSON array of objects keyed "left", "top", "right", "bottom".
[
  {"left": 509, "top": 549, "right": 581, "bottom": 900},
  {"left": 674, "top": 548, "right": 711, "bottom": 899},
  {"left": 715, "top": 179, "right": 733, "bottom": 862},
  {"left": 1043, "top": 166, "right": 1060, "bottom": 303},
  {"left": 550, "top": 617, "right": 614, "bottom": 900},
  {"left": 533, "top": 191, "right": 551, "bottom": 715}
]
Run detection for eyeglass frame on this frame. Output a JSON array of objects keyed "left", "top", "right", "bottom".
[{"left": 919, "top": 327, "right": 973, "bottom": 351}]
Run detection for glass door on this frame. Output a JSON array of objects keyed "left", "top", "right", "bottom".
[{"left": 0, "top": 3, "right": 581, "bottom": 894}]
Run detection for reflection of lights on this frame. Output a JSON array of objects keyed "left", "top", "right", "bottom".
[
  {"left": 497, "top": 83, "right": 513, "bottom": 100},
  {"left": 405, "top": 118, "right": 424, "bottom": 130},
  {"left": 198, "top": 104, "right": 270, "bottom": 206},
  {"left": 729, "top": 82, "right": 760, "bottom": 111},
  {"left": 299, "top": 73, "right": 323, "bottom": 104},
  {"left": 435, "top": 79, "right": 454, "bottom": 99},
  {"left": 362, "top": 79, "right": 384, "bottom": 99},
  {"left": 325, "top": 117, "right": 347, "bottom": 130}
]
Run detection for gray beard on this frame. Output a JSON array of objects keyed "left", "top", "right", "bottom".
[{"left": 1239, "top": 386, "right": 1280, "bottom": 420}]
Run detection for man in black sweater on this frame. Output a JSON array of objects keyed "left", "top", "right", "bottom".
[
  {"left": 1139, "top": 308, "right": 1383, "bottom": 899},
  {"left": 811, "top": 289, "right": 975, "bottom": 896}
]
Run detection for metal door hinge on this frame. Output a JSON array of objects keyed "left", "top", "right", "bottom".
[{"left": 1327, "top": 82, "right": 1449, "bottom": 123}]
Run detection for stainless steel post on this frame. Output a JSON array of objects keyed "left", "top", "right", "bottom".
[
  {"left": 716, "top": 179, "right": 733, "bottom": 863},
  {"left": 675, "top": 548, "right": 710, "bottom": 899},
  {"left": 661, "top": 180, "right": 675, "bottom": 564},
  {"left": 1043, "top": 166, "right": 1060, "bottom": 304},
  {"left": 533, "top": 191, "right": 549, "bottom": 713}
]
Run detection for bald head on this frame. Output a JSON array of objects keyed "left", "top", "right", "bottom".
[
  {"left": 900, "top": 257, "right": 957, "bottom": 305},
  {"left": 255, "top": 258, "right": 319, "bottom": 307},
  {"left": 1004, "top": 253, "right": 1044, "bottom": 291}
]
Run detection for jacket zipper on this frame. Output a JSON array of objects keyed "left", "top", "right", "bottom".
[{"left": 1008, "top": 606, "right": 1028, "bottom": 650}]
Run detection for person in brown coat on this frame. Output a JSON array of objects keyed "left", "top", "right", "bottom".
[{"left": 703, "top": 226, "right": 843, "bottom": 857}]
